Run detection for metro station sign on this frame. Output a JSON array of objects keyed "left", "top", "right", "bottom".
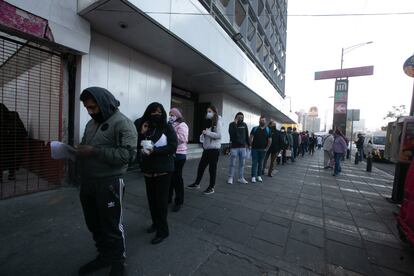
[{"left": 315, "top": 66, "right": 374, "bottom": 80}]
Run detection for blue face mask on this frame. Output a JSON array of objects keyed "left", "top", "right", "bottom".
[
  {"left": 168, "top": 116, "right": 176, "bottom": 124},
  {"left": 206, "top": 112, "right": 214, "bottom": 119}
]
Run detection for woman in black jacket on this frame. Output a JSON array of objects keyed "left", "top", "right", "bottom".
[{"left": 137, "top": 102, "right": 177, "bottom": 244}]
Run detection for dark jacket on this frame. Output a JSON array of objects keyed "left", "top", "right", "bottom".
[
  {"left": 228, "top": 121, "right": 249, "bottom": 148},
  {"left": 79, "top": 87, "right": 138, "bottom": 179},
  {"left": 292, "top": 132, "right": 300, "bottom": 147},
  {"left": 356, "top": 136, "right": 364, "bottom": 149},
  {"left": 280, "top": 131, "right": 289, "bottom": 150},
  {"left": 138, "top": 124, "right": 178, "bottom": 174},
  {"left": 269, "top": 128, "right": 282, "bottom": 153}
]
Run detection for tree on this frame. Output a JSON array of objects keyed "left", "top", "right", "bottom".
[{"left": 383, "top": 105, "right": 408, "bottom": 120}]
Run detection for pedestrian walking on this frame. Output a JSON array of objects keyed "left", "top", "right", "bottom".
[
  {"left": 77, "top": 87, "right": 138, "bottom": 276},
  {"left": 168, "top": 108, "right": 189, "bottom": 212},
  {"left": 138, "top": 102, "right": 178, "bottom": 245},
  {"left": 317, "top": 135, "right": 323, "bottom": 150},
  {"left": 250, "top": 116, "right": 271, "bottom": 183},
  {"left": 292, "top": 127, "right": 300, "bottom": 160},
  {"left": 333, "top": 129, "right": 347, "bottom": 176},
  {"left": 300, "top": 131, "right": 307, "bottom": 157},
  {"left": 323, "top": 130, "right": 334, "bottom": 169},
  {"left": 228, "top": 112, "right": 249, "bottom": 184},
  {"left": 187, "top": 106, "right": 222, "bottom": 194}
]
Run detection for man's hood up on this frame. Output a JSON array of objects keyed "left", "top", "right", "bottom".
[{"left": 80, "top": 87, "right": 120, "bottom": 121}]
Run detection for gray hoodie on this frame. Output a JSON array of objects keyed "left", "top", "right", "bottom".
[{"left": 200, "top": 116, "right": 222, "bottom": 149}]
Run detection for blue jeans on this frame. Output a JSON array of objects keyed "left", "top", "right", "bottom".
[
  {"left": 292, "top": 146, "right": 297, "bottom": 161},
  {"left": 251, "top": 149, "right": 266, "bottom": 178},
  {"left": 334, "top": 153, "right": 344, "bottom": 175},
  {"left": 228, "top": 148, "right": 247, "bottom": 179}
]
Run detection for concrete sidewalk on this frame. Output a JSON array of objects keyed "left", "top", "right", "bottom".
[{"left": 1, "top": 150, "right": 414, "bottom": 276}]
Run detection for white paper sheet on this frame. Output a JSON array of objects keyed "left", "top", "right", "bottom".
[
  {"left": 154, "top": 134, "right": 167, "bottom": 147},
  {"left": 51, "top": 141, "right": 76, "bottom": 161}
]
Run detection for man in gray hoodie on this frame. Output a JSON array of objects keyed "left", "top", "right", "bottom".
[{"left": 77, "top": 87, "right": 137, "bottom": 276}]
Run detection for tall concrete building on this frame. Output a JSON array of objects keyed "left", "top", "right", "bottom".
[
  {"left": 0, "top": 0, "right": 293, "bottom": 198},
  {"left": 297, "top": 107, "right": 321, "bottom": 133}
]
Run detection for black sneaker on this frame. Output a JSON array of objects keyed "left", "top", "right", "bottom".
[
  {"left": 203, "top": 187, "right": 215, "bottom": 195},
  {"left": 186, "top": 183, "right": 200, "bottom": 189},
  {"left": 78, "top": 256, "right": 111, "bottom": 275},
  {"left": 109, "top": 262, "right": 125, "bottom": 276}
]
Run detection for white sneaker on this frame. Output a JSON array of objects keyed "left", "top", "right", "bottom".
[
  {"left": 238, "top": 178, "right": 248, "bottom": 184},
  {"left": 257, "top": 176, "right": 263, "bottom": 182},
  {"left": 227, "top": 177, "right": 233, "bottom": 184},
  {"left": 251, "top": 177, "right": 256, "bottom": 183}
]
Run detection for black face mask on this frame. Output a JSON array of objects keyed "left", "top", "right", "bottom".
[
  {"left": 238, "top": 118, "right": 244, "bottom": 124},
  {"left": 90, "top": 112, "right": 104, "bottom": 123},
  {"left": 150, "top": 114, "right": 163, "bottom": 127}
]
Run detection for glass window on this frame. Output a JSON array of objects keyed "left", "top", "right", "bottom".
[
  {"left": 256, "top": 34, "right": 263, "bottom": 52},
  {"left": 268, "top": 0, "right": 276, "bottom": 9},
  {"left": 247, "top": 19, "right": 255, "bottom": 41},
  {"left": 263, "top": 9, "right": 270, "bottom": 28},
  {"left": 263, "top": 47, "right": 269, "bottom": 61},
  {"left": 235, "top": 0, "right": 246, "bottom": 27},
  {"left": 220, "top": 0, "right": 230, "bottom": 7}
]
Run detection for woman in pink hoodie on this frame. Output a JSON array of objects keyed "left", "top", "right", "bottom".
[{"left": 168, "top": 108, "right": 189, "bottom": 212}]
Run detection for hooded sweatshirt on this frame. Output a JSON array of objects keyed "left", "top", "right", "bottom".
[
  {"left": 79, "top": 87, "right": 138, "bottom": 178},
  {"left": 200, "top": 116, "right": 222, "bottom": 149}
]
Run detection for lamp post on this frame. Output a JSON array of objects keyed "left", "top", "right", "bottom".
[
  {"left": 341, "top": 41, "right": 373, "bottom": 69},
  {"left": 286, "top": 96, "right": 292, "bottom": 113}
]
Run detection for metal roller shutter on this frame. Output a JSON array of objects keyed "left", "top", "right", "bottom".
[{"left": 0, "top": 34, "right": 64, "bottom": 199}]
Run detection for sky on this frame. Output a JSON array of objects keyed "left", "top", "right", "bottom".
[{"left": 285, "top": 0, "right": 414, "bottom": 131}]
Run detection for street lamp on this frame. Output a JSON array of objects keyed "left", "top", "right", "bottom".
[
  {"left": 285, "top": 96, "right": 292, "bottom": 112},
  {"left": 341, "top": 41, "right": 373, "bottom": 69}
]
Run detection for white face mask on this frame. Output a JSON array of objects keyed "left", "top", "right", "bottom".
[
  {"left": 281, "top": 129, "right": 285, "bottom": 133},
  {"left": 168, "top": 115, "right": 176, "bottom": 123},
  {"left": 206, "top": 112, "right": 214, "bottom": 119}
]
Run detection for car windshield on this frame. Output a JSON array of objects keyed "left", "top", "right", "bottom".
[{"left": 373, "top": 136, "right": 386, "bottom": 145}]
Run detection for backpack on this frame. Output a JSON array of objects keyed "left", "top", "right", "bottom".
[{"left": 252, "top": 126, "right": 270, "bottom": 137}]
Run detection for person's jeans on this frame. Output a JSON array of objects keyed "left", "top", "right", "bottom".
[
  {"left": 334, "top": 153, "right": 344, "bottom": 175},
  {"left": 291, "top": 146, "right": 296, "bottom": 162},
  {"left": 251, "top": 149, "right": 266, "bottom": 178},
  {"left": 228, "top": 148, "right": 247, "bottom": 179},
  {"left": 358, "top": 148, "right": 364, "bottom": 161},
  {"left": 301, "top": 144, "right": 306, "bottom": 157}
]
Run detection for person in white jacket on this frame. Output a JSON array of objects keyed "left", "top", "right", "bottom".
[
  {"left": 323, "top": 130, "right": 335, "bottom": 169},
  {"left": 187, "top": 106, "right": 222, "bottom": 195}
]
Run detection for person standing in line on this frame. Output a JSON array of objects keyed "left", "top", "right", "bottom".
[
  {"left": 317, "top": 135, "right": 323, "bottom": 150},
  {"left": 287, "top": 127, "right": 294, "bottom": 162},
  {"left": 168, "top": 108, "right": 189, "bottom": 212},
  {"left": 355, "top": 133, "right": 365, "bottom": 161},
  {"left": 309, "top": 133, "right": 316, "bottom": 155},
  {"left": 262, "top": 120, "right": 275, "bottom": 175},
  {"left": 300, "top": 131, "right": 307, "bottom": 157},
  {"left": 138, "top": 102, "right": 178, "bottom": 245},
  {"left": 333, "top": 129, "right": 347, "bottom": 176},
  {"left": 228, "top": 112, "right": 249, "bottom": 184},
  {"left": 77, "top": 87, "right": 138, "bottom": 276},
  {"left": 280, "top": 126, "right": 289, "bottom": 164},
  {"left": 266, "top": 121, "right": 282, "bottom": 176},
  {"left": 187, "top": 106, "right": 222, "bottom": 194},
  {"left": 250, "top": 116, "right": 271, "bottom": 183},
  {"left": 292, "top": 127, "right": 300, "bottom": 161},
  {"left": 323, "top": 130, "right": 334, "bottom": 169}
]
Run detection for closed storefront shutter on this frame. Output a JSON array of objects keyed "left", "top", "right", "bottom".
[{"left": 0, "top": 34, "right": 64, "bottom": 199}]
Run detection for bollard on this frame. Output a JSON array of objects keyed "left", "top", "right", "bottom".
[
  {"left": 366, "top": 156, "right": 372, "bottom": 172},
  {"left": 355, "top": 152, "right": 359, "bottom": 165}
]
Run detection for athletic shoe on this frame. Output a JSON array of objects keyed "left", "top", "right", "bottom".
[
  {"left": 227, "top": 177, "right": 233, "bottom": 184},
  {"left": 238, "top": 178, "right": 248, "bottom": 184},
  {"left": 186, "top": 183, "right": 200, "bottom": 189},
  {"left": 257, "top": 176, "right": 263, "bottom": 182},
  {"left": 204, "top": 187, "right": 215, "bottom": 195},
  {"left": 251, "top": 177, "right": 256, "bottom": 183}
]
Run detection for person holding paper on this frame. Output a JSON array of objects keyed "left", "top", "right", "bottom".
[
  {"left": 137, "top": 102, "right": 177, "bottom": 245},
  {"left": 77, "top": 87, "right": 137, "bottom": 276}
]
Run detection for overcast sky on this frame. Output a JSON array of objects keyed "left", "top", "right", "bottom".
[{"left": 285, "top": 0, "right": 414, "bottom": 131}]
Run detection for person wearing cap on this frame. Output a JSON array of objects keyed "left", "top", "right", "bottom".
[
  {"left": 77, "top": 87, "right": 138, "bottom": 276},
  {"left": 227, "top": 112, "right": 250, "bottom": 184},
  {"left": 168, "top": 108, "right": 189, "bottom": 212}
]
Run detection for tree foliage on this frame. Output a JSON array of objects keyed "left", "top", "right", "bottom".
[{"left": 383, "top": 105, "right": 408, "bottom": 120}]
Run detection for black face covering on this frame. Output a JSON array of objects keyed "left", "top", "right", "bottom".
[
  {"left": 150, "top": 114, "right": 162, "bottom": 127},
  {"left": 238, "top": 118, "right": 244, "bottom": 124},
  {"left": 90, "top": 112, "right": 104, "bottom": 123}
]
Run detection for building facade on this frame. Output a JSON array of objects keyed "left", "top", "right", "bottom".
[{"left": 0, "top": 0, "right": 293, "bottom": 198}]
